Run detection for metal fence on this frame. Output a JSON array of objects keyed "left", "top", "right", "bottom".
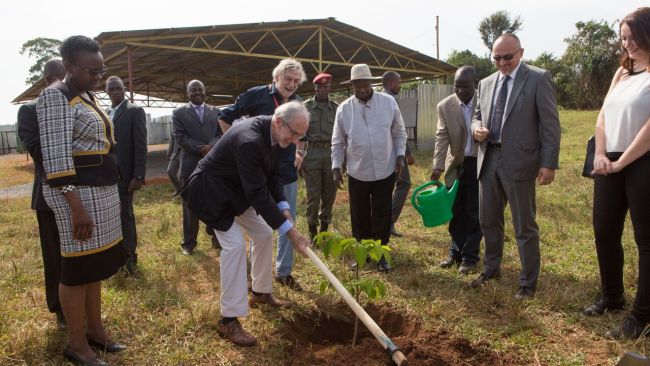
[
  {"left": 148, "top": 115, "right": 172, "bottom": 145},
  {"left": 0, "top": 125, "right": 19, "bottom": 155},
  {"left": 396, "top": 84, "right": 454, "bottom": 150},
  {"left": 2, "top": 86, "right": 452, "bottom": 155}
]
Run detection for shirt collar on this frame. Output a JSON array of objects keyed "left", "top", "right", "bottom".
[
  {"left": 110, "top": 99, "right": 127, "bottom": 111},
  {"left": 269, "top": 83, "right": 298, "bottom": 101},
  {"left": 190, "top": 102, "right": 204, "bottom": 109},
  {"left": 354, "top": 90, "right": 374, "bottom": 105},
  {"left": 501, "top": 61, "right": 522, "bottom": 80},
  {"left": 458, "top": 95, "right": 475, "bottom": 109}
]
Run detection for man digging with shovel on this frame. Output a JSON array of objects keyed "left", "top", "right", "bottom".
[{"left": 181, "top": 102, "right": 310, "bottom": 346}]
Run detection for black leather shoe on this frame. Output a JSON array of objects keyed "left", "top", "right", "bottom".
[
  {"left": 87, "top": 337, "right": 127, "bottom": 353},
  {"left": 319, "top": 222, "right": 329, "bottom": 233},
  {"left": 606, "top": 315, "right": 649, "bottom": 340},
  {"left": 181, "top": 243, "right": 196, "bottom": 255},
  {"left": 377, "top": 262, "right": 392, "bottom": 273},
  {"left": 514, "top": 286, "right": 536, "bottom": 300},
  {"left": 439, "top": 257, "right": 461, "bottom": 268},
  {"left": 458, "top": 262, "right": 477, "bottom": 275},
  {"left": 470, "top": 272, "right": 500, "bottom": 288},
  {"left": 63, "top": 347, "right": 109, "bottom": 366},
  {"left": 583, "top": 296, "right": 625, "bottom": 316}
]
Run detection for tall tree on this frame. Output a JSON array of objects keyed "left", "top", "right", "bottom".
[
  {"left": 20, "top": 37, "right": 62, "bottom": 85},
  {"left": 445, "top": 49, "right": 495, "bottom": 81},
  {"left": 561, "top": 20, "right": 619, "bottom": 109},
  {"left": 478, "top": 11, "right": 522, "bottom": 55}
]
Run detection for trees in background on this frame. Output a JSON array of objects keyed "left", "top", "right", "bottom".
[
  {"left": 20, "top": 38, "right": 61, "bottom": 85},
  {"left": 445, "top": 15, "right": 620, "bottom": 110},
  {"left": 478, "top": 11, "right": 523, "bottom": 56}
]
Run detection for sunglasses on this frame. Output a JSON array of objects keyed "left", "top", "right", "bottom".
[
  {"left": 74, "top": 63, "right": 109, "bottom": 77},
  {"left": 492, "top": 49, "right": 521, "bottom": 62}
]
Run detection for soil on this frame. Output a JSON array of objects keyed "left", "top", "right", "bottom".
[{"left": 281, "top": 303, "right": 523, "bottom": 366}]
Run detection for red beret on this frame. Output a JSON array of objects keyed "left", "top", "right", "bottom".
[{"left": 313, "top": 73, "right": 332, "bottom": 85}]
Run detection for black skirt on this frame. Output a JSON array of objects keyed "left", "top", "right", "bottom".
[{"left": 60, "top": 241, "right": 125, "bottom": 286}]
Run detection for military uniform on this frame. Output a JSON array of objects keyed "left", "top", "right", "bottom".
[{"left": 303, "top": 97, "right": 338, "bottom": 237}]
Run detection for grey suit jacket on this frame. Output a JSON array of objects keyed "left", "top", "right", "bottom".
[
  {"left": 111, "top": 100, "right": 147, "bottom": 188},
  {"left": 173, "top": 103, "right": 221, "bottom": 179},
  {"left": 433, "top": 93, "right": 478, "bottom": 186},
  {"left": 471, "top": 63, "right": 561, "bottom": 180}
]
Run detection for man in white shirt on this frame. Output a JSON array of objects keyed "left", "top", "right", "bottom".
[{"left": 331, "top": 64, "right": 407, "bottom": 272}]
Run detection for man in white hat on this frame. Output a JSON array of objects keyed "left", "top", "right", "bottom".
[{"left": 331, "top": 64, "right": 407, "bottom": 272}]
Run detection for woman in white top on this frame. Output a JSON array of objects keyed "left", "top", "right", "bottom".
[{"left": 584, "top": 7, "right": 650, "bottom": 340}]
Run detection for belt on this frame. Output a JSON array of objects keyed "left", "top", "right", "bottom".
[
  {"left": 308, "top": 141, "right": 331, "bottom": 148},
  {"left": 487, "top": 142, "right": 502, "bottom": 150}
]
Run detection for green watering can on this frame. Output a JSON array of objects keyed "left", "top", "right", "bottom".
[{"left": 411, "top": 180, "right": 459, "bottom": 227}]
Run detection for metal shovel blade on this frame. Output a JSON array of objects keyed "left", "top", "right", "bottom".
[{"left": 617, "top": 352, "right": 650, "bottom": 366}]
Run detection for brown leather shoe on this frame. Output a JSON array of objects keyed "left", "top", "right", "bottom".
[
  {"left": 249, "top": 293, "right": 291, "bottom": 308},
  {"left": 217, "top": 319, "right": 257, "bottom": 347},
  {"left": 275, "top": 275, "right": 303, "bottom": 291}
]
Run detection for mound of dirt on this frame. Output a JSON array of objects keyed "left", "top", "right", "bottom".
[{"left": 281, "top": 303, "right": 522, "bottom": 365}]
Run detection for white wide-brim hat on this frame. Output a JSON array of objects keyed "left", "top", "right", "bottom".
[{"left": 341, "top": 64, "right": 382, "bottom": 84}]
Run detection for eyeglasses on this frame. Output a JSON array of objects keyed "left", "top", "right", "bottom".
[
  {"left": 74, "top": 64, "right": 109, "bottom": 77},
  {"left": 282, "top": 121, "right": 305, "bottom": 139},
  {"left": 492, "top": 49, "right": 521, "bottom": 62}
]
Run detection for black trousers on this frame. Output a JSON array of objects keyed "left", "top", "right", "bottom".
[
  {"left": 448, "top": 157, "right": 482, "bottom": 265},
  {"left": 593, "top": 153, "right": 650, "bottom": 322},
  {"left": 119, "top": 187, "right": 138, "bottom": 262},
  {"left": 348, "top": 173, "right": 396, "bottom": 246},
  {"left": 36, "top": 210, "right": 62, "bottom": 313}
]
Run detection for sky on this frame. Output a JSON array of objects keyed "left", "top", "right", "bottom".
[{"left": 1, "top": 0, "right": 645, "bottom": 124}]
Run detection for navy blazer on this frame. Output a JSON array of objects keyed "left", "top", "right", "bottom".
[
  {"left": 181, "top": 115, "right": 286, "bottom": 232},
  {"left": 111, "top": 100, "right": 147, "bottom": 188},
  {"left": 17, "top": 100, "right": 49, "bottom": 211}
]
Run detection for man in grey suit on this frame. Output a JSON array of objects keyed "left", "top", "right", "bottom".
[
  {"left": 470, "top": 34, "right": 561, "bottom": 299},
  {"left": 174, "top": 79, "right": 221, "bottom": 254},
  {"left": 431, "top": 66, "right": 482, "bottom": 275},
  {"left": 106, "top": 76, "right": 148, "bottom": 275}
]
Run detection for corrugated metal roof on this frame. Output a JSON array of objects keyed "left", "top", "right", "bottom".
[{"left": 13, "top": 18, "right": 456, "bottom": 105}]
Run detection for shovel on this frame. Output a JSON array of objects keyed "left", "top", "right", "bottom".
[
  {"left": 617, "top": 352, "right": 650, "bottom": 366},
  {"left": 305, "top": 247, "right": 408, "bottom": 366}
]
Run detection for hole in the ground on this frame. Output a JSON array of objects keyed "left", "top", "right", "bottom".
[
  {"left": 281, "top": 302, "right": 524, "bottom": 365},
  {"left": 280, "top": 303, "right": 420, "bottom": 346}
]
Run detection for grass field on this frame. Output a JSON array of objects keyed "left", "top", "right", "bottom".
[{"left": 0, "top": 109, "right": 647, "bottom": 365}]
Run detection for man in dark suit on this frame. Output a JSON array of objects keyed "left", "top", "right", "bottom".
[
  {"left": 166, "top": 133, "right": 182, "bottom": 194},
  {"left": 470, "top": 34, "right": 561, "bottom": 299},
  {"left": 431, "top": 66, "right": 482, "bottom": 275},
  {"left": 105, "top": 76, "right": 148, "bottom": 275},
  {"left": 181, "top": 101, "right": 310, "bottom": 347},
  {"left": 173, "top": 79, "right": 221, "bottom": 254},
  {"left": 16, "top": 58, "right": 67, "bottom": 328}
]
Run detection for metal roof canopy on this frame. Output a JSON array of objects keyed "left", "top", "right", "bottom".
[{"left": 13, "top": 18, "right": 456, "bottom": 106}]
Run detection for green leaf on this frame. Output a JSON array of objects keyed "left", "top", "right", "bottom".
[{"left": 354, "top": 246, "right": 369, "bottom": 269}]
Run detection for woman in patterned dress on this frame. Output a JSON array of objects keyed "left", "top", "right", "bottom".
[{"left": 37, "top": 35, "right": 125, "bottom": 365}]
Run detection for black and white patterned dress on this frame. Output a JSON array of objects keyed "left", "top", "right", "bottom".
[{"left": 37, "top": 84, "right": 124, "bottom": 285}]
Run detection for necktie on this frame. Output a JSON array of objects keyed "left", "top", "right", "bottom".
[
  {"left": 489, "top": 75, "right": 510, "bottom": 142},
  {"left": 195, "top": 105, "right": 204, "bottom": 123}
]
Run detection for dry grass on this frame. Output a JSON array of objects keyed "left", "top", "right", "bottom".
[
  {"left": 0, "top": 153, "right": 35, "bottom": 187},
  {"left": 0, "top": 110, "right": 648, "bottom": 365}
]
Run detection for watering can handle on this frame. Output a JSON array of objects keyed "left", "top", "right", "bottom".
[{"left": 410, "top": 180, "right": 444, "bottom": 212}]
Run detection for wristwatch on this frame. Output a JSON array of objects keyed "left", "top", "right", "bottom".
[{"left": 136, "top": 176, "right": 144, "bottom": 181}]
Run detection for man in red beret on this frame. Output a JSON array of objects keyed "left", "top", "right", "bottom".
[{"left": 298, "top": 73, "right": 339, "bottom": 239}]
